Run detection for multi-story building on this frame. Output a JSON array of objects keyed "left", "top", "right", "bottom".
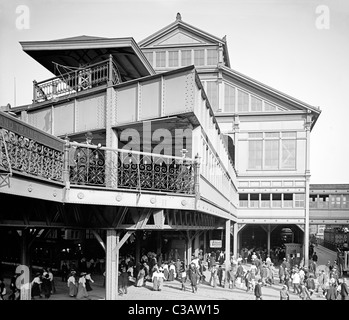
[{"left": 2, "top": 13, "right": 348, "bottom": 300}]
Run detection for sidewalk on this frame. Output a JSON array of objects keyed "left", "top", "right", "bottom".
[{"left": 35, "top": 268, "right": 325, "bottom": 301}]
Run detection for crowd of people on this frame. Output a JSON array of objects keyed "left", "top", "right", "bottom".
[{"left": 1, "top": 248, "right": 349, "bottom": 300}]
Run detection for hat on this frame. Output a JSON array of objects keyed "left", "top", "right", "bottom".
[
  {"left": 85, "top": 131, "right": 93, "bottom": 138},
  {"left": 80, "top": 272, "right": 87, "bottom": 276}
]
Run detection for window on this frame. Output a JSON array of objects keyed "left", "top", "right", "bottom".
[
  {"left": 206, "top": 81, "right": 219, "bottom": 111},
  {"left": 343, "top": 195, "right": 349, "bottom": 209},
  {"left": 239, "top": 194, "right": 248, "bottom": 207},
  {"left": 224, "top": 84, "right": 235, "bottom": 112},
  {"left": 207, "top": 49, "right": 218, "bottom": 65},
  {"left": 168, "top": 51, "right": 178, "bottom": 67},
  {"left": 156, "top": 51, "right": 166, "bottom": 67},
  {"left": 251, "top": 96, "right": 262, "bottom": 112},
  {"left": 265, "top": 102, "right": 277, "bottom": 111},
  {"left": 143, "top": 51, "right": 153, "bottom": 67},
  {"left": 250, "top": 193, "right": 259, "bottom": 207},
  {"left": 248, "top": 140, "right": 263, "bottom": 169},
  {"left": 248, "top": 131, "right": 296, "bottom": 170},
  {"left": 295, "top": 194, "right": 305, "bottom": 208},
  {"left": 272, "top": 193, "right": 282, "bottom": 207},
  {"left": 237, "top": 89, "right": 249, "bottom": 112},
  {"left": 283, "top": 194, "right": 293, "bottom": 208},
  {"left": 181, "top": 50, "right": 192, "bottom": 66},
  {"left": 194, "top": 49, "right": 205, "bottom": 66},
  {"left": 261, "top": 194, "right": 270, "bottom": 207},
  {"left": 330, "top": 195, "right": 341, "bottom": 209},
  {"left": 264, "top": 140, "right": 279, "bottom": 169}
]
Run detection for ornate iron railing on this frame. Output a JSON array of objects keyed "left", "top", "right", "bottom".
[
  {"left": 0, "top": 128, "right": 64, "bottom": 182},
  {"left": 33, "top": 56, "right": 121, "bottom": 103},
  {"left": 68, "top": 142, "right": 197, "bottom": 194}
]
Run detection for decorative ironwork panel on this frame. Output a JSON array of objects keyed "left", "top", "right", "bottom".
[
  {"left": 0, "top": 129, "right": 64, "bottom": 182},
  {"left": 69, "top": 146, "right": 105, "bottom": 186},
  {"left": 68, "top": 143, "right": 196, "bottom": 194}
]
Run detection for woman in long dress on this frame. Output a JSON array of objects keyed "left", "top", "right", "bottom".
[
  {"left": 85, "top": 273, "right": 94, "bottom": 292},
  {"left": 67, "top": 271, "right": 78, "bottom": 297},
  {"left": 31, "top": 272, "right": 42, "bottom": 299},
  {"left": 136, "top": 266, "right": 145, "bottom": 287},
  {"left": 76, "top": 272, "right": 89, "bottom": 299}
]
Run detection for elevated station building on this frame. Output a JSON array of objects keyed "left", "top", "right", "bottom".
[{"left": 1, "top": 14, "right": 347, "bottom": 299}]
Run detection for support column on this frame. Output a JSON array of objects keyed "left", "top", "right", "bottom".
[
  {"left": 194, "top": 234, "right": 200, "bottom": 257},
  {"left": 224, "top": 219, "right": 231, "bottom": 288},
  {"left": 304, "top": 177, "right": 310, "bottom": 267},
  {"left": 203, "top": 231, "right": 207, "bottom": 256},
  {"left": 233, "top": 223, "right": 238, "bottom": 258},
  {"left": 157, "top": 231, "right": 162, "bottom": 256},
  {"left": 135, "top": 231, "right": 141, "bottom": 264},
  {"left": 106, "top": 230, "right": 118, "bottom": 300},
  {"left": 304, "top": 112, "right": 312, "bottom": 267},
  {"left": 187, "top": 232, "right": 192, "bottom": 264},
  {"left": 267, "top": 224, "right": 271, "bottom": 255}
]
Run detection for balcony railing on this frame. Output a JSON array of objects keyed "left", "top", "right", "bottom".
[
  {"left": 33, "top": 56, "right": 121, "bottom": 103},
  {"left": 68, "top": 142, "right": 198, "bottom": 194}
]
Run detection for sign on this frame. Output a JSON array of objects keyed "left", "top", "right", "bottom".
[{"left": 210, "top": 240, "right": 222, "bottom": 248}]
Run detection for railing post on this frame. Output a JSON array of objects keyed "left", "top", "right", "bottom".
[
  {"left": 63, "top": 135, "right": 71, "bottom": 189},
  {"left": 194, "top": 153, "right": 200, "bottom": 204},
  {"left": 32, "top": 80, "right": 37, "bottom": 103},
  {"left": 108, "top": 54, "right": 113, "bottom": 86}
]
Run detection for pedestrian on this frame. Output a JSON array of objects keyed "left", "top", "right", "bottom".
[
  {"left": 189, "top": 264, "right": 199, "bottom": 293},
  {"left": 41, "top": 273, "right": 52, "bottom": 299},
  {"left": 279, "top": 264, "right": 285, "bottom": 284},
  {"left": 291, "top": 269, "right": 301, "bottom": 295},
  {"left": 136, "top": 266, "right": 145, "bottom": 287},
  {"left": 217, "top": 265, "right": 224, "bottom": 287},
  {"left": 244, "top": 269, "right": 252, "bottom": 292},
  {"left": 119, "top": 266, "right": 129, "bottom": 294},
  {"left": 0, "top": 277, "right": 6, "bottom": 300},
  {"left": 181, "top": 265, "right": 188, "bottom": 291},
  {"left": 326, "top": 282, "right": 338, "bottom": 300},
  {"left": 299, "top": 283, "right": 312, "bottom": 300},
  {"left": 67, "top": 270, "right": 78, "bottom": 297},
  {"left": 61, "top": 261, "right": 69, "bottom": 282},
  {"left": 168, "top": 261, "right": 176, "bottom": 281},
  {"left": 339, "top": 278, "right": 349, "bottom": 300},
  {"left": 47, "top": 268, "right": 56, "bottom": 294},
  {"left": 85, "top": 272, "right": 94, "bottom": 292},
  {"left": 8, "top": 273, "right": 20, "bottom": 300},
  {"left": 280, "top": 284, "right": 289, "bottom": 300},
  {"left": 227, "top": 265, "right": 235, "bottom": 289},
  {"left": 254, "top": 279, "right": 263, "bottom": 300},
  {"left": 31, "top": 272, "right": 42, "bottom": 299},
  {"left": 305, "top": 274, "right": 316, "bottom": 296},
  {"left": 210, "top": 264, "right": 218, "bottom": 287},
  {"left": 76, "top": 272, "right": 89, "bottom": 299}
]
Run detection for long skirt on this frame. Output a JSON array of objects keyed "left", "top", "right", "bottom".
[
  {"left": 153, "top": 277, "right": 160, "bottom": 291},
  {"left": 76, "top": 284, "right": 89, "bottom": 299},
  {"left": 31, "top": 282, "right": 41, "bottom": 298},
  {"left": 136, "top": 274, "right": 144, "bottom": 287},
  {"left": 69, "top": 283, "right": 78, "bottom": 297},
  {"left": 168, "top": 270, "right": 174, "bottom": 281},
  {"left": 163, "top": 269, "right": 169, "bottom": 280},
  {"left": 86, "top": 280, "right": 93, "bottom": 292}
]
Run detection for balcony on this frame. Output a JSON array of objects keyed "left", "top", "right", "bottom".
[
  {"left": 0, "top": 113, "right": 198, "bottom": 195},
  {"left": 32, "top": 57, "right": 121, "bottom": 103}
]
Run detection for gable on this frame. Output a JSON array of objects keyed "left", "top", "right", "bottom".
[{"left": 151, "top": 29, "right": 211, "bottom": 47}]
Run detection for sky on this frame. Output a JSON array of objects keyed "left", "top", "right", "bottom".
[{"left": 0, "top": 0, "right": 348, "bottom": 184}]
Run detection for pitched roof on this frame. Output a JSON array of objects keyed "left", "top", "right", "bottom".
[{"left": 138, "top": 13, "right": 230, "bottom": 68}]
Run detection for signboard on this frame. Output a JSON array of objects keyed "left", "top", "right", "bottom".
[{"left": 210, "top": 240, "right": 222, "bottom": 248}]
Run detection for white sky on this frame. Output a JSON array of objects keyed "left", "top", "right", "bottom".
[{"left": 0, "top": 0, "right": 348, "bottom": 184}]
